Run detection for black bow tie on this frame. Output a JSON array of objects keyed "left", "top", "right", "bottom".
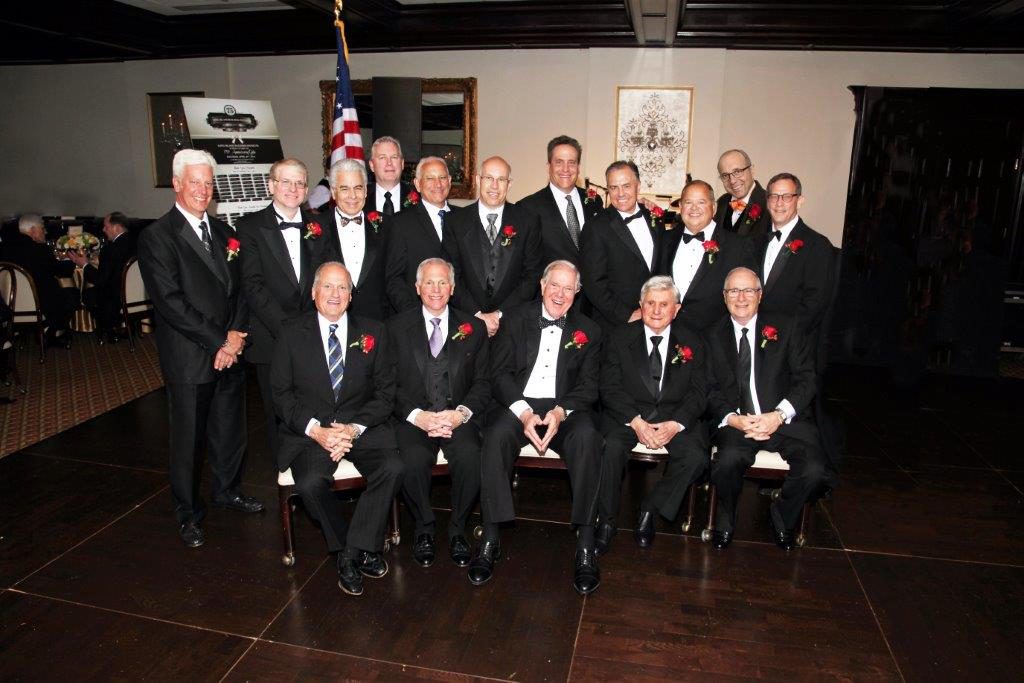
[
  {"left": 624, "top": 210, "right": 645, "bottom": 223},
  {"left": 772, "top": 230, "right": 782, "bottom": 241},
  {"left": 538, "top": 315, "right": 567, "bottom": 330},
  {"left": 275, "top": 213, "right": 303, "bottom": 231},
  {"left": 682, "top": 230, "right": 705, "bottom": 244},
  {"left": 339, "top": 215, "right": 362, "bottom": 226}
]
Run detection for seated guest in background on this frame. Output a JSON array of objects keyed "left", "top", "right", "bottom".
[
  {"left": 271, "top": 261, "right": 403, "bottom": 597},
  {"left": 385, "top": 157, "right": 462, "bottom": 313},
  {"left": 597, "top": 276, "right": 709, "bottom": 554},
  {"left": 307, "top": 176, "right": 333, "bottom": 212},
  {"left": 386, "top": 257, "right": 490, "bottom": 569},
  {"left": 7, "top": 213, "right": 77, "bottom": 347},
  {"left": 715, "top": 149, "right": 770, "bottom": 237},
  {"left": 67, "top": 211, "right": 136, "bottom": 344},
  {"left": 365, "top": 136, "right": 413, "bottom": 217},
  {"left": 661, "top": 180, "right": 753, "bottom": 330},
  {"left": 472, "top": 260, "right": 603, "bottom": 595},
  {"left": 236, "top": 158, "right": 336, "bottom": 463},
  {"left": 705, "top": 267, "right": 825, "bottom": 551},
  {"left": 448, "top": 156, "right": 543, "bottom": 337}
]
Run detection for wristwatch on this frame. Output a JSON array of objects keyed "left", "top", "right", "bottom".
[{"left": 775, "top": 408, "right": 787, "bottom": 423}]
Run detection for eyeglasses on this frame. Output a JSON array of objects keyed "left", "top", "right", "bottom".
[
  {"left": 724, "top": 287, "right": 761, "bottom": 298},
  {"left": 718, "top": 165, "right": 751, "bottom": 182},
  {"left": 272, "top": 179, "right": 308, "bottom": 190},
  {"left": 480, "top": 175, "right": 509, "bottom": 186},
  {"left": 766, "top": 193, "right": 800, "bottom": 204}
]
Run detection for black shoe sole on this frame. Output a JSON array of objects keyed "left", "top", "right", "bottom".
[
  {"left": 338, "top": 579, "right": 364, "bottom": 596},
  {"left": 468, "top": 568, "right": 493, "bottom": 586}
]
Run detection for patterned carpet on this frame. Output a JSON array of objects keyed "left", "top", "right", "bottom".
[{"left": 0, "top": 333, "right": 164, "bottom": 458}]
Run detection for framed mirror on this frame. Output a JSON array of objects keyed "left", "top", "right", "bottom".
[{"left": 320, "top": 77, "right": 478, "bottom": 199}]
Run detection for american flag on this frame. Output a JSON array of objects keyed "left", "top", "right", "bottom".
[{"left": 330, "top": 18, "right": 363, "bottom": 165}]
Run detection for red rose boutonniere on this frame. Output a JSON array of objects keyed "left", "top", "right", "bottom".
[
  {"left": 304, "top": 222, "right": 322, "bottom": 240},
  {"left": 451, "top": 322, "right": 473, "bottom": 341},
  {"left": 350, "top": 334, "right": 375, "bottom": 354},
  {"left": 225, "top": 237, "right": 241, "bottom": 262},
  {"left": 671, "top": 344, "right": 694, "bottom": 364},
  {"left": 564, "top": 330, "right": 589, "bottom": 350},
  {"left": 403, "top": 190, "right": 420, "bottom": 207},
  {"left": 760, "top": 325, "right": 779, "bottom": 349},
  {"left": 785, "top": 239, "right": 804, "bottom": 254},
  {"left": 585, "top": 187, "right": 601, "bottom": 205},
  {"left": 702, "top": 239, "right": 720, "bottom": 264},
  {"left": 649, "top": 205, "right": 665, "bottom": 230},
  {"left": 366, "top": 211, "right": 383, "bottom": 233},
  {"left": 500, "top": 225, "right": 517, "bottom": 247},
  {"left": 744, "top": 203, "right": 762, "bottom": 225}
]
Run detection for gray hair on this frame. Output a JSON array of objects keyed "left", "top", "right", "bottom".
[
  {"left": 415, "top": 257, "right": 455, "bottom": 285},
  {"left": 724, "top": 266, "right": 762, "bottom": 290},
  {"left": 18, "top": 213, "right": 43, "bottom": 234},
  {"left": 718, "top": 148, "right": 752, "bottom": 168},
  {"left": 415, "top": 156, "right": 449, "bottom": 180},
  {"left": 640, "top": 275, "right": 680, "bottom": 303},
  {"left": 371, "top": 136, "right": 404, "bottom": 159},
  {"left": 329, "top": 158, "right": 368, "bottom": 188},
  {"left": 541, "top": 259, "right": 581, "bottom": 292},
  {"left": 313, "top": 261, "right": 352, "bottom": 289},
  {"left": 172, "top": 149, "right": 217, "bottom": 180}
]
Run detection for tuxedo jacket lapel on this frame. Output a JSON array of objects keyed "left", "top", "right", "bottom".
[
  {"left": 416, "top": 203, "right": 441, "bottom": 247},
  {"left": 765, "top": 234, "right": 793, "bottom": 292},
  {"left": 356, "top": 213, "right": 378, "bottom": 288},
  {"left": 177, "top": 218, "right": 228, "bottom": 289},
  {"left": 447, "top": 309, "right": 471, "bottom": 380},
  {"left": 303, "top": 316, "right": 336, "bottom": 408},
  {"left": 610, "top": 212, "right": 647, "bottom": 267},
  {"left": 407, "top": 313, "right": 428, "bottom": 378},
  {"left": 630, "top": 327, "right": 659, "bottom": 400},
  {"left": 683, "top": 241, "right": 713, "bottom": 301},
  {"left": 263, "top": 208, "right": 300, "bottom": 290},
  {"left": 525, "top": 313, "right": 542, "bottom": 382},
  {"left": 298, "top": 210, "right": 318, "bottom": 294}
]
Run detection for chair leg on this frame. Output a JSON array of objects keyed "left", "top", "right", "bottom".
[
  {"left": 388, "top": 497, "right": 401, "bottom": 548},
  {"left": 279, "top": 486, "right": 296, "bottom": 567},
  {"left": 681, "top": 482, "right": 697, "bottom": 533},
  {"left": 124, "top": 308, "right": 136, "bottom": 352},
  {"left": 796, "top": 501, "right": 812, "bottom": 548},
  {"left": 512, "top": 470, "right": 520, "bottom": 490},
  {"left": 701, "top": 484, "right": 717, "bottom": 542},
  {"left": 36, "top": 321, "right": 45, "bottom": 364}
]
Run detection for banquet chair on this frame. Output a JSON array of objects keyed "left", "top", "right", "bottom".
[
  {"left": 0, "top": 262, "right": 46, "bottom": 364},
  {"left": 120, "top": 257, "right": 152, "bottom": 352},
  {"left": 0, "top": 264, "right": 27, "bottom": 394}
]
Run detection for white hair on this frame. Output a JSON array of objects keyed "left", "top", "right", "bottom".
[
  {"left": 329, "top": 158, "right": 368, "bottom": 188},
  {"left": 415, "top": 156, "right": 448, "bottom": 180},
  {"left": 172, "top": 149, "right": 217, "bottom": 180},
  {"left": 415, "top": 257, "right": 455, "bottom": 285},
  {"left": 541, "top": 259, "right": 581, "bottom": 292},
  {"left": 640, "top": 275, "right": 680, "bottom": 303},
  {"left": 313, "top": 261, "right": 351, "bottom": 289},
  {"left": 18, "top": 213, "right": 43, "bottom": 234}
]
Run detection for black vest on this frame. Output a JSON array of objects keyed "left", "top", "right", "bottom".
[{"left": 423, "top": 343, "right": 451, "bottom": 411}]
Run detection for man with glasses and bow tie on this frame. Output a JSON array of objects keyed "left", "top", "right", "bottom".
[
  {"left": 714, "top": 149, "right": 771, "bottom": 238},
  {"left": 237, "top": 158, "right": 338, "bottom": 463}
]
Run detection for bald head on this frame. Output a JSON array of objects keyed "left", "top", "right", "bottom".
[{"left": 479, "top": 156, "right": 512, "bottom": 209}]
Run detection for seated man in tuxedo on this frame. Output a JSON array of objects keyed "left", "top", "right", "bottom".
[
  {"left": 661, "top": 180, "right": 753, "bottom": 331},
  {"left": 448, "top": 156, "right": 543, "bottom": 337},
  {"left": 271, "top": 261, "right": 403, "bottom": 596},
  {"left": 385, "top": 157, "right": 462, "bottom": 313},
  {"left": 471, "top": 260, "right": 603, "bottom": 595},
  {"left": 365, "top": 136, "right": 414, "bottom": 217},
  {"left": 7, "top": 213, "right": 77, "bottom": 346},
  {"left": 597, "top": 276, "right": 709, "bottom": 554},
  {"left": 386, "top": 257, "right": 490, "bottom": 569},
  {"left": 714, "top": 149, "right": 770, "bottom": 238},
  {"left": 706, "top": 267, "right": 826, "bottom": 551},
  {"left": 68, "top": 212, "right": 137, "bottom": 343}
]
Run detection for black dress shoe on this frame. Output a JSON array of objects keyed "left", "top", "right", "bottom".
[
  {"left": 573, "top": 548, "right": 601, "bottom": 595},
  {"left": 711, "top": 529, "right": 733, "bottom": 550},
  {"left": 212, "top": 490, "right": 265, "bottom": 513},
  {"left": 179, "top": 521, "right": 204, "bottom": 548},
  {"left": 769, "top": 515, "right": 795, "bottom": 551},
  {"left": 467, "top": 539, "right": 501, "bottom": 586},
  {"left": 595, "top": 523, "right": 616, "bottom": 557},
  {"left": 337, "top": 556, "right": 364, "bottom": 596},
  {"left": 634, "top": 509, "right": 655, "bottom": 548},
  {"left": 413, "top": 534, "right": 436, "bottom": 568},
  {"left": 358, "top": 551, "right": 389, "bottom": 578},
  {"left": 449, "top": 535, "right": 471, "bottom": 567}
]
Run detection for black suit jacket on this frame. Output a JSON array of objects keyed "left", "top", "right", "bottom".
[
  {"left": 386, "top": 307, "right": 491, "bottom": 421},
  {"left": 365, "top": 181, "right": 414, "bottom": 215},
  {"left": 270, "top": 312, "right": 396, "bottom": 470},
  {"left": 659, "top": 223, "right": 753, "bottom": 331},
  {"left": 580, "top": 207, "right": 665, "bottom": 330},
  {"left": 327, "top": 209, "right": 389, "bottom": 321},
  {"left": 82, "top": 231, "right": 136, "bottom": 297},
  {"left": 384, "top": 202, "right": 463, "bottom": 314},
  {"left": 236, "top": 204, "right": 337, "bottom": 364},
  {"left": 137, "top": 207, "right": 248, "bottom": 384},
  {"left": 715, "top": 181, "right": 771, "bottom": 238},
  {"left": 448, "top": 202, "right": 543, "bottom": 314},
  {"left": 490, "top": 303, "right": 601, "bottom": 416},
  {"left": 5, "top": 232, "right": 75, "bottom": 313},
  {"left": 518, "top": 185, "right": 603, "bottom": 267},
  {"left": 755, "top": 218, "right": 834, "bottom": 342},
  {"left": 600, "top": 320, "right": 708, "bottom": 430}
]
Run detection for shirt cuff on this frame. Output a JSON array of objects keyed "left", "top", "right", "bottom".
[
  {"left": 304, "top": 418, "right": 320, "bottom": 436},
  {"left": 510, "top": 400, "right": 531, "bottom": 418},
  {"left": 675, "top": 421, "right": 685, "bottom": 432},
  {"left": 407, "top": 409, "right": 423, "bottom": 425},
  {"left": 776, "top": 400, "right": 796, "bottom": 423},
  {"left": 456, "top": 404, "right": 473, "bottom": 420},
  {"left": 352, "top": 424, "right": 366, "bottom": 436},
  {"left": 718, "top": 412, "right": 737, "bottom": 429}
]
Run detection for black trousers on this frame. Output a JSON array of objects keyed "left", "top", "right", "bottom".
[
  {"left": 41, "top": 285, "right": 79, "bottom": 333},
  {"left": 166, "top": 371, "right": 247, "bottom": 526},
  {"left": 395, "top": 420, "right": 481, "bottom": 538},
  {"left": 255, "top": 362, "right": 281, "bottom": 465},
  {"left": 480, "top": 400, "right": 602, "bottom": 527},
  {"left": 290, "top": 445, "right": 404, "bottom": 553},
  {"left": 82, "top": 285, "right": 121, "bottom": 333},
  {"left": 712, "top": 426, "right": 826, "bottom": 532},
  {"left": 598, "top": 423, "right": 708, "bottom": 528}
]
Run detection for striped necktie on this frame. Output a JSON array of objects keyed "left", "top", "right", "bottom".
[{"left": 327, "top": 323, "right": 344, "bottom": 401}]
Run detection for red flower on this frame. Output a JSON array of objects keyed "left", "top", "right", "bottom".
[
  {"left": 350, "top": 333, "right": 375, "bottom": 354},
  {"left": 786, "top": 239, "right": 804, "bottom": 254},
  {"left": 366, "top": 211, "right": 383, "bottom": 233},
  {"left": 564, "top": 329, "right": 589, "bottom": 350},
  {"left": 304, "top": 222, "right": 322, "bottom": 240},
  {"left": 403, "top": 190, "right": 420, "bottom": 207},
  {"left": 702, "top": 239, "right": 720, "bottom": 264},
  {"left": 747, "top": 204, "right": 762, "bottom": 221},
  {"left": 671, "top": 344, "right": 694, "bottom": 364},
  {"left": 648, "top": 205, "right": 665, "bottom": 230},
  {"left": 452, "top": 322, "right": 473, "bottom": 341},
  {"left": 225, "top": 237, "right": 241, "bottom": 261},
  {"left": 586, "top": 187, "right": 598, "bottom": 200},
  {"left": 760, "top": 325, "right": 779, "bottom": 349},
  {"left": 500, "top": 225, "right": 517, "bottom": 247}
]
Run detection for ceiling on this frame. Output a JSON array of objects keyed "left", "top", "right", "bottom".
[{"left": 1, "top": 0, "right": 1023, "bottom": 65}]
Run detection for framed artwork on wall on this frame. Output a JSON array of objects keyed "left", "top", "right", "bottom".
[
  {"left": 147, "top": 91, "right": 204, "bottom": 187},
  {"left": 614, "top": 86, "right": 694, "bottom": 197}
]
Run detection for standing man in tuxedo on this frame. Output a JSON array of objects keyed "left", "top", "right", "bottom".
[
  {"left": 714, "top": 149, "right": 770, "bottom": 238},
  {"left": 236, "top": 158, "right": 336, "bottom": 463},
  {"left": 581, "top": 160, "right": 664, "bottom": 332},
  {"left": 386, "top": 257, "right": 490, "bottom": 569},
  {"left": 661, "top": 180, "right": 753, "bottom": 331},
  {"left": 448, "top": 156, "right": 543, "bottom": 337},
  {"left": 385, "top": 157, "right": 462, "bottom": 313},
  {"left": 271, "top": 261, "right": 402, "bottom": 596},
  {"left": 365, "top": 136, "right": 413, "bottom": 217},
  {"left": 470, "top": 260, "right": 603, "bottom": 595},
  {"left": 137, "top": 149, "right": 263, "bottom": 548},
  {"left": 7, "top": 214, "right": 77, "bottom": 346},
  {"left": 596, "top": 276, "right": 709, "bottom": 554},
  {"left": 68, "top": 212, "right": 137, "bottom": 344},
  {"left": 326, "top": 158, "right": 389, "bottom": 321},
  {"left": 705, "top": 267, "right": 825, "bottom": 550}
]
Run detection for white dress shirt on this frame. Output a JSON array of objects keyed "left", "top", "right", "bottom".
[
  {"left": 724, "top": 313, "right": 795, "bottom": 424},
  {"left": 641, "top": 324, "right": 684, "bottom": 431},
  {"left": 549, "top": 183, "right": 587, "bottom": 232},
  {"left": 335, "top": 208, "right": 366, "bottom": 286},
  {"left": 618, "top": 205, "right": 655, "bottom": 270},
  {"left": 763, "top": 215, "right": 799, "bottom": 281},
  {"left": 672, "top": 221, "right": 716, "bottom": 299},
  {"left": 730, "top": 188, "right": 754, "bottom": 226},
  {"left": 175, "top": 203, "right": 213, "bottom": 243},
  {"left": 305, "top": 312, "right": 360, "bottom": 436},
  {"left": 422, "top": 200, "right": 450, "bottom": 242},
  {"left": 274, "top": 204, "right": 302, "bottom": 281},
  {"left": 375, "top": 183, "right": 402, "bottom": 215},
  {"left": 510, "top": 307, "right": 563, "bottom": 418},
  {"left": 477, "top": 202, "right": 506, "bottom": 239}
]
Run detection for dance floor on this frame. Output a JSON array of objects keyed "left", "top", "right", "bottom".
[{"left": 1, "top": 365, "right": 1021, "bottom": 681}]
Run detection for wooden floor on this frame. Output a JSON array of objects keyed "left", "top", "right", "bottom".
[{"left": 1, "top": 366, "right": 1022, "bottom": 681}]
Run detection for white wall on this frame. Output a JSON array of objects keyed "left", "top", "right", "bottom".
[{"left": 3, "top": 49, "right": 1023, "bottom": 245}]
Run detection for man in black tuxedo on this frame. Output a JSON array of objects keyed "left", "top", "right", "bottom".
[
  {"left": 714, "top": 149, "right": 770, "bottom": 238},
  {"left": 271, "top": 261, "right": 403, "bottom": 597},
  {"left": 597, "top": 276, "right": 709, "bottom": 554},
  {"left": 7, "top": 214, "right": 77, "bottom": 346},
  {"left": 236, "top": 158, "right": 337, "bottom": 462},
  {"left": 365, "top": 136, "right": 413, "bottom": 217},
  {"left": 325, "top": 158, "right": 389, "bottom": 321},
  {"left": 448, "top": 156, "right": 543, "bottom": 337},
  {"left": 68, "top": 212, "right": 136, "bottom": 343},
  {"left": 137, "top": 149, "right": 263, "bottom": 548},
  {"left": 706, "top": 267, "right": 826, "bottom": 550},
  {"left": 581, "top": 161, "right": 665, "bottom": 332},
  {"left": 386, "top": 257, "right": 490, "bottom": 569},
  {"left": 471, "top": 260, "right": 603, "bottom": 595},
  {"left": 385, "top": 156, "right": 462, "bottom": 313},
  {"left": 661, "top": 180, "right": 753, "bottom": 331}
]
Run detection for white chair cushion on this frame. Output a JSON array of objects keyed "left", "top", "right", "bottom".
[{"left": 277, "top": 450, "right": 450, "bottom": 487}]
